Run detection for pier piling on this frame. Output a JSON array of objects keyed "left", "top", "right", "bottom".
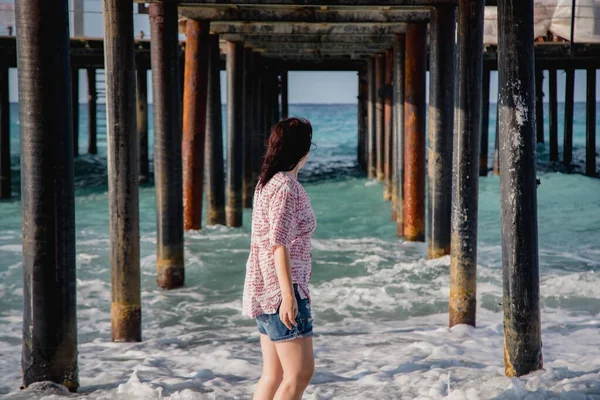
[
  {"left": 206, "top": 34, "right": 226, "bottom": 226},
  {"left": 449, "top": 0, "right": 484, "bottom": 327},
  {"left": 394, "top": 35, "right": 405, "bottom": 236},
  {"left": 375, "top": 53, "right": 385, "bottom": 182},
  {"left": 0, "top": 65, "right": 9, "bottom": 199},
  {"left": 428, "top": 5, "right": 456, "bottom": 259},
  {"left": 72, "top": 68, "right": 79, "bottom": 157},
  {"left": 358, "top": 69, "right": 368, "bottom": 173},
  {"left": 535, "top": 67, "right": 544, "bottom": 144},
  {"left": 498, "top": 0, "right": 543, "bottom": 377},
  {"left": 87, "top": 68, "right": 97, "bottom": 155},
  {"left": 586, "top": 68, "right": 596, "bottom": 177},
  {"left": 182, "top": 20, "right": 210, "bottom": 231},
  {"left": 226, "top": 41, "right": 244, "bottom": 228},
  {"left": 243, "top": 49, "right": 256, "bottom": 208},
  {"left": 564, "top": 67, "right": 574, "bottom": 167},
  {"left": 549, "top": 68, "right": 558, "bottom": 162},
  {"left": 494, "top": 107, "right": 500, "bottom": 175},
  {"left": 384, "top": 49, "right": 394, "bottom": 201},
  {"left": 137, "top": 65, "right": 149, "bottom": 183},
  {"left": 367, "top": 58, "right": 376, "bottom": 179},
  {"left": 281, "top": 69, "right": 288, "bottom": 119},
  {"left": 104, "top": 0, "right": 141, "bottom": 342},
  {"left": 150, "top": 0, "right": 185, "bottom": 289},
  {"left": 480, "top": 66, "right": 490, "bottom": 176},
  {"left": 16, "top": 0, "right": 78, "bottom": 389},
  {"left": 403, "top": 23, "right": 427, "bottom": 242}
]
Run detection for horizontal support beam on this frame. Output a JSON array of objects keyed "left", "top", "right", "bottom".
[
  {"left": 229, "top": 42, "right": 394, "bottom": 52},
  {"left": 222, "top": 33, "right": 398, "bottom": 43},
  {"left": 210, "top": 22, "right": 409, "bottom": 35},
  {"left": 138, "top": 0, "right": 456, "bottom": 5},
  {"left": 180, "top": 7, "right": 430, "bottom": 23}
]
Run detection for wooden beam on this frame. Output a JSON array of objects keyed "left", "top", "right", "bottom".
[
  {"left": 235, "top": 42, "right": 394, "bottom": 51},
  {"left": 139, "top": 0, "right": 456, "bottom": 4},
  {"left": 210, "top": 23, "right": 409, "bottom": 35},
  {"left": 180, "top": 7, "right": 430, "bottom": 22},
  {"left": 222, "top": 33, "right": 398, "bottom": 43}
]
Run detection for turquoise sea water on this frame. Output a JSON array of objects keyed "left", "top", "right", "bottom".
[{"left": 0, "top": 103, "right": 599, "bottom": 399}]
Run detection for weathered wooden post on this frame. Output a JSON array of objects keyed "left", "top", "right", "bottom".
[
  {"left": 480, "top": 65, "right": 490, "bottom": 176},
  {"left": 449, "top": 0, "right": 484, "bottom": 327},
  {"left": 367, "top": 57, "right": 377, "bottom": 179},
  {"left": 87, "top": 68, "right": 97, "bottom": 155},
  {"left": 243, "top": 49, "right": 256, "bottom": 208},
  {"left": 548, "top": 68, "right": 558, "bottom": 161},
  {"left": 384, "top": 49, "right": 394, "bottom": 201},
  {"left": 182, "top": 20, "right": 210, "bottom": 231},
  {"left": 404, "top": 24, "right": 427, "bottom": 242},
  {"left": 104, "top": 0, "right": 141, "bottom": 342},
  {"left": 428, "top": 5, "right": 456, "bottom": 259},
  {"left": 535, "top": 67, "right": 544, "bottom": 143},
  {"left": 394, "top": 35, "right": 406, "bottom": 236},
  {"left": 358, "top": 70, "right": 367, "bottom": 172},
  {"left": 0, "top": 65, "right": 9, "bottom": 199},
  {"left": 150, "top": 0, "right": 185, "bottom": 289},
  {"left": 253, "top": 56, "right": 265, "bottom": 185},
  {"left": 226, "top": 41, "right": 244, "bottom": 228},
  {"left": 281, "top": 68, "right": 288, "bottom": 119},
  {"left": 137, "top": 64, "right": 149, "bottom": 183},
  {"left": 16, "top": 0, "right": 78, "bottom": 389},
  {"left": 375, "top": 53, "right": 385, "bottom": 182},
  {"left": 586, "top": 68, "right": 596, "bottom": 177},
  {"left": 206, "top": 34, "right": 226, "bottom": 226},
  {"left": 563, "top": 67, "right": 574, "bottom": 167},
  {"left": 498, "top": 0, "right": 543, "bottom": 377},
  {"left": 72, "top": 68, "right": 79, "bottom": 157},
  {"left": 494, "top": 106, "right": 500, "bottom": 175}
]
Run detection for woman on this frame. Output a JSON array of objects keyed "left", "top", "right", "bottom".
[{"left": 242, "top": 117, "right": 317, "bottom": 400}]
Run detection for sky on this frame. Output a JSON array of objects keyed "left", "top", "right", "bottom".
[{"left": 2, "top": 1, "right": 599, "bottom": 104}]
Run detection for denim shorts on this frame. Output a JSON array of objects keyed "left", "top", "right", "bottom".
[{"left": 256, "top": 285, "right": 313, "bottom": 342}]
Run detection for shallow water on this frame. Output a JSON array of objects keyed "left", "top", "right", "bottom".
[{"left": 0, "top": 104, "right": 599, "bottom": 399}]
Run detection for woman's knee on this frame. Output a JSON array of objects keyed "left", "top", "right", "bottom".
[{"left": 260, "top": 373, "right": 283, "bottom": 388}]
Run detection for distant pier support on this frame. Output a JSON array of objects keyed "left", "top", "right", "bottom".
[
  {"left": 535, "top": 67, "right": 544, "bottom": 143},
  {"left": 72, "top": 68, "right": 79, "bottom": 157},
  {"left": 104, "top": 0, "right": 141, "bottom": 342},
  {"left": 137, "top": 65, "right": 149, "bottom": 183},
  {"left": 0, "top": 65, "right": 9, "bottom": 199},
  {"left": 206, "top": 34, "right": 226, "bottom": 226},
  {"left": 375, "top": 53, "right": 385, "bottom": 182},
  {"left": 548, "top": 68, "right": 558, "bottom": 162},
  {"left": 563, "top": 67, "right": 574, "bottom": 167},
  {"left": 449, "top": 0, "right": 483, "bottom": 327},
  {"left": 384, "top": 49, "right": 394, "bottom": 201},
  {"left": 87, "top": 68, "right": 97, "bottom": 155},
  {"left": 494, "top": 107, "right": 500, "bottom": 175},
  {"left": 586, "top": 68, "right": 596, "bottom": 177},
  {"left": 226, "top": 41, "right": 244, "bottom": 227},
  {"left": 281, "top": 68, "right": 288, "bottom": 119},
  {"left": 243, "top": 49, "right": 256, "bottom": 208},
  {"left": 16, "top": 0, "right": 78, "bottom": 389},
  {"left": 498, "top": 0, "right": 542, "bottom": 377},
  {"left": 182, "top": 20, "right": 210, "bottom": 230},
  {"left": 428, "top": 5, "right": 456, "bottom": 259},
  {"left": 394, "top": 35, "right": 406, "bottom": 236},
  {"left": 150, "top": 0, "right": 185, "bottom": 289},
  {"left": 358, "top": 69, "right": 368, "bottom": 172},
  {"left": 367, "top": 57, "right": 376, "bottom": 179},
  {"left": 403, "top": 23, "right": 427, "bottom": 242},
  {"left": 480, "top": 66, "right": 490, "bottom": 176}
]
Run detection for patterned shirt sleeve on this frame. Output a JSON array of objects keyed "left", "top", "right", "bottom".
[{"left": 268, "top": 181, "right": 297, "bottom": 250}]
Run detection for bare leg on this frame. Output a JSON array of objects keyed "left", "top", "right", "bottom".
[
  {"left": 254, "top": 334, "right": 284, "bottom": 400},
  {"left": 273, "top": 337, "right": 314, "bottom": 400}
]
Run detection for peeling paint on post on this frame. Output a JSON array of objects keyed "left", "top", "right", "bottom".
[
  {"left": 586, "top": 68, "right": 596, "bottom": 177},
  {"left": 150, "top": 0, "right": 185, "bottom": 289},
  {"left": 449, "top": 0, "right": 483, "bottom": 327},
  {"left": 549, "top": 68, "right": 558, "bottom": 162},
  {"left": 182, "top": 20, "right": 210, "bottom": 231},
  {"left": 394, "top": 35, "right": 406, "bottom": 236},
  {"left": 403, "top": 24, "right": 427, "bottom": 242},
  {"left": 384, "top": 49, "right": 394, "bottom": 201},
  {"left": 498, "top": 0, "right": 543, "bottom": 378},
  {"left": 375, "top": 53, "right": 385, "bottom": 182},
  {"left": 367, "top": 58, "right": 377, "bottom": 179},
  {"left": 427, "top": 5, "right": 456, "bottom": 259}
]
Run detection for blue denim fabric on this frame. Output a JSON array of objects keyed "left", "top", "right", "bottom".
[{"left": 256, "top": 284, "right": 313, "bottom": 342}]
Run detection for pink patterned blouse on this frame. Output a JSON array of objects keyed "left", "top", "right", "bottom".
[{"left": 242, "top": 171, "right": 317, "bottom": 318}]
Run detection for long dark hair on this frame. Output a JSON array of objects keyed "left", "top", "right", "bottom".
[{"left": 258, "top": 117, "right": 313, "bottom": 189}]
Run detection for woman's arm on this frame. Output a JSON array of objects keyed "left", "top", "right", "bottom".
[{"left": 274, "top": 245, "right": 298, "bottom": 330}]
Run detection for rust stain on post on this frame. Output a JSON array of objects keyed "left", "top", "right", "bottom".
[
  {"left": 449, "top": 233, "right": 476, "bottom": 327},
  {"left": 384, "top": 48, "right": 393, "bottom": 202},
  {"left": 157, "top": 250, "right": 185, "bottom": 289},
  {"left": 182, "top": 20, "right": 210, "bottom": 231},
  {"left": 111, "top": 303, "right": 141, "bottom": 342}
]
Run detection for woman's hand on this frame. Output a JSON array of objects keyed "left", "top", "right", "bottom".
[{"left": 279, "top": 293, "right": 298, "bottom": 330}]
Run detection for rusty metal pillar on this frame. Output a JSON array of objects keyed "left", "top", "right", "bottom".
[
  {"left": 226, "top": 41, "right": 244, "bottom": 227},
  {"left": 149, "top": 0, "right": 185, "bottom": 289},
  {"left": 243, "top": 49, "right": 256, "bottom": 208},
  {"left": 498, "top": 0, "right": 542, "bottom": 377},
  {"left": 87, "top": 68, "right": 97, "bottom": 155},
  {"left": 449, "top": 0, "right": 484, "bottom": 327},
  {"left": 586, "top": 68, "right": 596, "bottom": 177},
  {"left": 0, "top": 65, "right": 9, "bottom": 199},
  {"left": 137, "top": 65, "right": 149, "bottom": 183},
  {"left": 182, "top": 20, "right": 210, "bottom": 231},
  {"left": 403, "top": 24, "right": 427, "bottom": 242},
  {"left": 428, "top": 5, "right": 456, "bottom": 259},
  {"left": 367, "top": 57, "right": 377, "bottom": 179},
  {"left": 206, "top": 34, "right": 226, "bottom": 226},
  {"left": 548, "top": 68, "right": 558, "bottom": 161},
  {"left": 375, "top": 53, "right": 385, "bottom": 182},
  {"left": 535, "top": 67, "right": 544, "bottom": 144},
  {"left": 16, "top": 0, "right": 78, "bottom": 390},
  {"left": 480, "top": 65, "right": 490, "bottom": 176},
  {"left": 563, "top": 67, "right": 574, "bottom": 167},
  {"left": 281, "top": 68, "right": 288, "bottom": 119},
  {"left": 394, "top": 35, "right": 406, "bottom": 236},
  {"left": 72, "top": 68, "right": 79, "bottom": 157},
  {"left": 384, "top": 49, "right": 394, "bottom": 201},
  {"left": 104, "top": 0, "right": 141, "bottom": 342}
]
